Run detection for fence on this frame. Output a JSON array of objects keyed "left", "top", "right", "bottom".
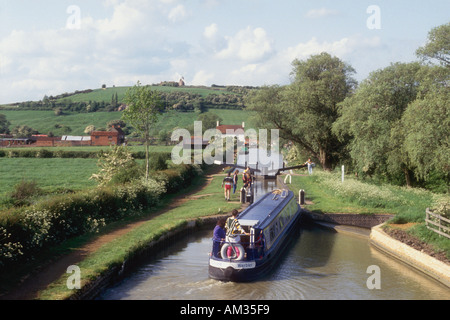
[{"left": 425, "top": 208, "right": 450, "bottom": 239}]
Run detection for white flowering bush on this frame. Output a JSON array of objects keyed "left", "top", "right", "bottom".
[
  {"left": 23, "top": 208, "right": 60, "bottom": 247},
  {"left": 0, "top": 227, "right": 23, "bottom": 266},
  {"left": 314, "top": 171, "right": 409, "bottom": 208},
  {"left": 84, "top": 217, "right": 106, "bottom": 233},
  {"left": 90, "top": 145, "right": 136, "bottom": 186},
  {"left": 432, "top": 195, "right": 450, "bottom": 219}
]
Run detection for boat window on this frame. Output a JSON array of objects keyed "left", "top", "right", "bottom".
[{"left": 269, "top": 227, "right": 275, "bottom": 242}]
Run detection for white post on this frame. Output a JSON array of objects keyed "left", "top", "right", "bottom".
[
  {"left": 284, "top": 174, "right": 291, "bottom": 184},
  {"left": 342, "top": 165, "right": 345, "bottom": 183}
]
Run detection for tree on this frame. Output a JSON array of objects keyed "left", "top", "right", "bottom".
[
  {"left": 247, "top": 52, "right": 356, "bottom": 170},
  {"left": 401, "top": 86, "right": 449, "bottom": 182},
  {"left": 90, "top": 145, "right": 136, "bottom": 186},
  {"left": 84, "top": 125, "right": 96, "bottom": 135},
  {"left": 158, "top": 129, "right": 170, "bottom": 145},
  {"left": 54, "top": 107, "right": 64, "bottom": 116},
  {"left": 122, "top": 81, "right": 163, "bottom": 180},
  {"left": 111, "top": 92, "right": 119, "bottom": 108},
  {"left": 11, "top": 125, "right": 38, "bottom": 138},
  {"left": 416, "top": 22, "right": 450, "bottom": 67},
  {"left": 333, "top": 62, "right": 434, "bottom": 186},
  {"left": 197, "top": 112, "right": 222, "bottom": 133},
  {"left": 0, "top": 114, "right": 10, "bottom": 134},
  {"left": 106, "top": 119, "right": 126, "bottom": 130}
]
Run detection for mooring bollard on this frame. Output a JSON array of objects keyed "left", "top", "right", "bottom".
[
  {"left": 240, "top": 188, "right": 246, "bottom": 204},
  {"left": 299, "top": 189, "right": 305, "bottom": 205}
]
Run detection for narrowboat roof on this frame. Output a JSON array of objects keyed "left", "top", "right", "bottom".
[{"left": 238, "top": 189, "right": 293, "bottom": 229}]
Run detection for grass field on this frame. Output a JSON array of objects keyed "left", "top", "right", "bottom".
[
  {"left": 0, "top": 158, "right": 99, "bottom": 199},
  {"left": 0, "top": 108, "right": 258, "bottom": 136},
  {"left": 55, "top": 86, "right": 237, "bottom": 104},
  {"left": 0, "top": 147, "right": 174, "bottom": 201}
]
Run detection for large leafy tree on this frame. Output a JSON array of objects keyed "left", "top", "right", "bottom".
[
  {"left": 247, "top": 52, "right": 356, "bottom": 170},
  {"left": 401, "top": 87, "right": 449, "bottom": 181},
  {"left": 333, "top": 61, "right": 450, "bottom": 186},
  {"left": 122, "top": 81, "right": 164, "bottom": 180},
  {"left": 416, "top": 22, "right": 450, "bottom": 67},
  {"left": 333, "top": 62, "right": 423, "bottom": 183}
]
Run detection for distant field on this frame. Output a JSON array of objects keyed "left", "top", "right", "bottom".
[
  {"left": 58, "top": 86, "right": 236, "bottom": 104},
  {"left": 0, "top": 110, "right": 123, "bottom": 136},
  {"left": 0, "top": 108, "right": 258, "bottom": 136},
  {"left": 0, "top": 158, "right": 99, "bottom": 199},
  {"left": 0, "top": 146, "right": 176, "bottom": 203}
]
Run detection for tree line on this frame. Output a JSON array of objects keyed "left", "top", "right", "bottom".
[{"left": 247, "top": 23, "right": 449, "bottom": 191}]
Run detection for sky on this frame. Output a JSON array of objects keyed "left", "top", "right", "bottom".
[{"left": 0, "top": 0, "right": 449, "bottom": 104}]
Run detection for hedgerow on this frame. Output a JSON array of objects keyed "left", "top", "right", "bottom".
[
  {"left": 0, "top": 148, "right": 171, "bottom": 160},
  {"left": 0, "top": 163, "right": 202, "bottom": 270}
]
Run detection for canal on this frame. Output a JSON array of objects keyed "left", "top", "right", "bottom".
[{"left": 97, "top": 178, "right": 450, "bottom": 300}]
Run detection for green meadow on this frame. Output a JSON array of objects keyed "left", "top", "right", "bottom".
[
  {"left": 0, "top": 108, "right": 257, "bottom": 136},
  {"left": 0, "top": 158, "right": 98, "bottom": 199},
  {"left": 57, "top": 86, "right": 236, "bottom": 103}
]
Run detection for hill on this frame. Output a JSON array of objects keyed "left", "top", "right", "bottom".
[
  {"left": 0, "top": 85, "right": 256, "bottom": 113},
  {"left": 54, "top": 85, "right": 238, "bottom": 103}
]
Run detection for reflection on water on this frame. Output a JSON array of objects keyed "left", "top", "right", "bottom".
[{"left": 98, "top": 224, "right": 450, "bottom": 300}]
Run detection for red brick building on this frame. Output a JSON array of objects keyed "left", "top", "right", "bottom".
[
  {"left": 32, "top": 135, "right": 60, "bottom": 147},
  {"left": 0, "top": 127, "right": 126, "bottom": 148},
  {"left": 91, "top": 127, "right": 125, "bottom": 146}
]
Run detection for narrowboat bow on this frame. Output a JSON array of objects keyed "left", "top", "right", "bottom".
[{"left": 209, "top": 189, "right": 303, "bottom": 282}]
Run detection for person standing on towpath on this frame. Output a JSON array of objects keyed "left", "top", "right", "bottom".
[
  {"left": 232, "top": 170, "right": 239, "bottom": 194},
  {"left": 222, "top": 172, "right": 234, "bottom": 201}
]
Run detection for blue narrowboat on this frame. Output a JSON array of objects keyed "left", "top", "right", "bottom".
[{"left": 209, "top": 189, "right": 303, "bottom": 282}]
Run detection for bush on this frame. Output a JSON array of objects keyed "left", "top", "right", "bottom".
[
  {"left": 109, "top": 163, "right": 144, "bottom": 185},
  {"left": 315, "top": 171, "right": 408, "bottom": 208},
  {"left": 149, "top": 153, "right": 169, "bottom": 171},
  {"left": 36, "top": 149, "right": 53, "bottom": 158},
  {"left": 10, "top": 180, "right": 42, "bottom": 206}
]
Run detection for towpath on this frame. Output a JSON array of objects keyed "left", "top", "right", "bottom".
[{"left": 2, "top": 165, "right": 234, "bottom": 300}]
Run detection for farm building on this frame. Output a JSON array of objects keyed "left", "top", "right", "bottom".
[
  {"left": 31, "top": 135, "right": 60, "bottom": 147},
  {"left": 90, "top": 126, "right": 125, "bottom": 146},
  {"left": 59, "top": 135, "right": 91, "bottom": 147},
  {"left": 216, "top": 121, "right": 246, "bottom": 143},
  {"left": 0, "top": 127, "right": 126, "bottom": 148},
  {"left": 183, "top": 136, "right": 209, "bottom": 150},
  {"left": 0, "top": 136, "right": 32, "bottom": 147}
]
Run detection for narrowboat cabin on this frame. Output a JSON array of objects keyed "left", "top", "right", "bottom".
[{"left": 209, "top": 189, "right": 303, "bottom": 282}]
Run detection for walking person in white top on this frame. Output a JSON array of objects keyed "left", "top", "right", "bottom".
[{"left": 305, "top": 158, "right": 314, "bottom": 175}]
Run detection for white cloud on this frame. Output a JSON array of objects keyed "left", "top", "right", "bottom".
[
  {"left": 0, "top": 0, "right": 414, "bottom": 104},
  {"left": 204, "top": 23, "right": 218, "bottom": 39},
  {"left": 284, "top": 37, "right": 352, "bottom": 62},
  {"left": 306, "top": 8, "right": 340, "bottom": 19},
  {"left": 217, "top": 26, "right": 274, "bottom": 61},
  {"left": 168, "top": 4, "right": 188, "bottom": 23},
  {"left": 191, "top": 70, "right": 215, "bottom": 85},
  {"left": 216, "top": 34, "right": 384, "bottom": 87}
]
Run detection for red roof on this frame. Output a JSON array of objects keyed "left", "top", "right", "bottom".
[{"left": 216, "top": 125, "right": 244, "bottom": 134}]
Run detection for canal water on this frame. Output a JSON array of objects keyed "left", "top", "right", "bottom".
[{"left": 98, "top": 178, "right": 450, "bottom": 300}]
